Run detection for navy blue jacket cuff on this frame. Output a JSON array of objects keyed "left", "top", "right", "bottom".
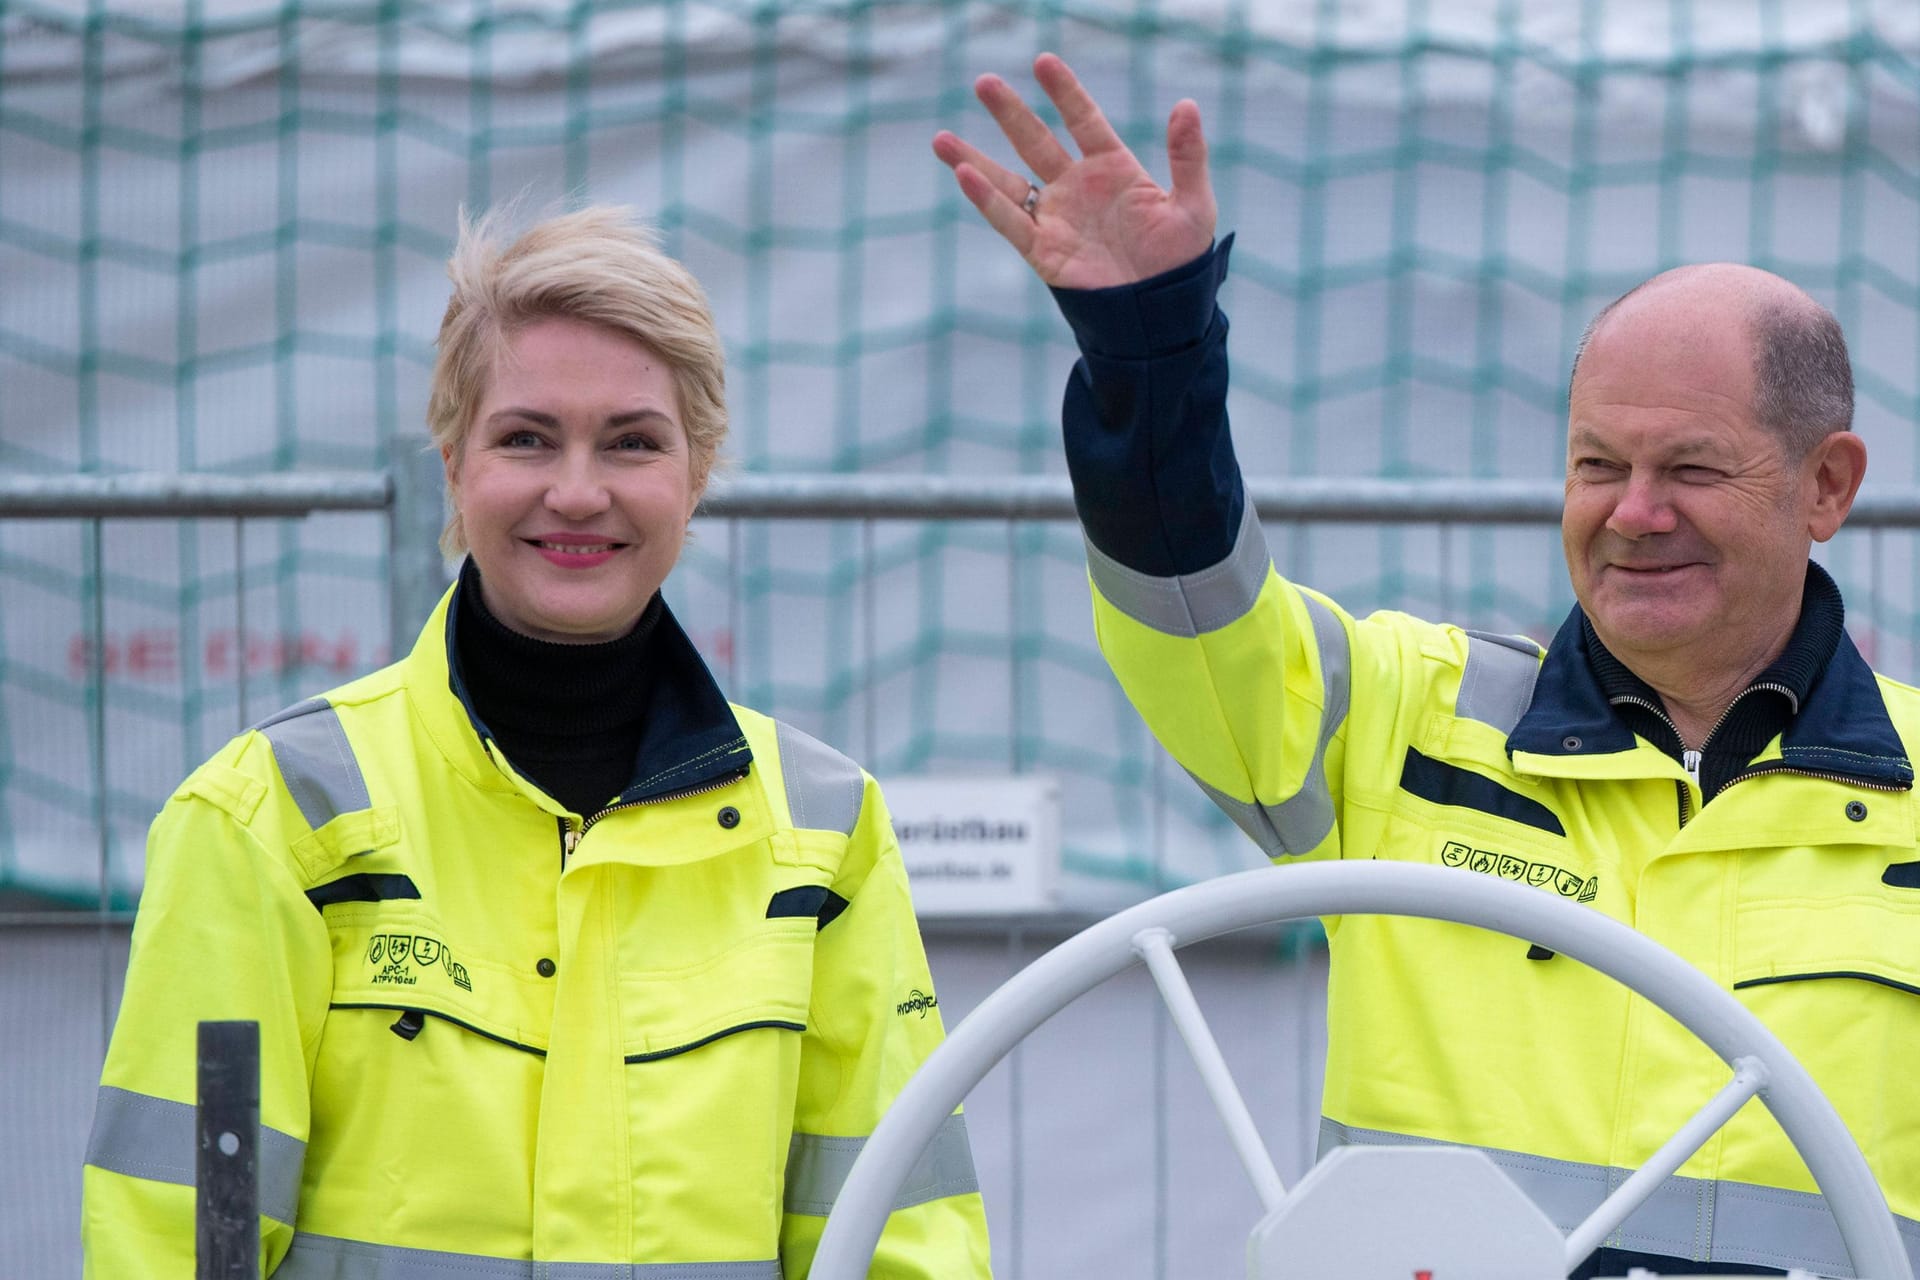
[
  {"left": 1052, "top": 234, "right": 1245, "bottom": 578},
  {"left": 1049, "top": 235, "right": 1233, "bottom": 360}
]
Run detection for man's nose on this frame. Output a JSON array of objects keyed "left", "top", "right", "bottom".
[{"left": 1604, "top": 471, "right": 1677, "bottom": 539}]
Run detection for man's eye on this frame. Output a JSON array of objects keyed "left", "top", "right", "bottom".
[
  {"left": 1674, "top": 465, "right": 1720, "bottom": 482},
  {"left": 1574, "top": 458, "right": 1621, "bottom": 476}
]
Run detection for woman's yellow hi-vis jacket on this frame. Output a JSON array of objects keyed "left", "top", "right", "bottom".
[
  {"left": 82, "top": 580, "right": 991, "bottom": 1278},
  {"left": 1050, "top": 240, "right": 1920, "bottom": 1276}
]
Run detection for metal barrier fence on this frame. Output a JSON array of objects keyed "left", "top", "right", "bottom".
[{"left": 12, "top": 469, "right": 1920, "bottom": 1278}]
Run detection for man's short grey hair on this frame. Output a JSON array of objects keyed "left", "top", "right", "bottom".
[
  {"left": 1751, "top": 300, "right": 1854, "bottom": 458},
  {"left": 1569, "top": 281, "right": 1854, "bottom": 461}
]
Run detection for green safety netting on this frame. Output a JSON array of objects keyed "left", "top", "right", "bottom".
[{"left": 2, "top": 0, "right": 1918, "bottom": 910}]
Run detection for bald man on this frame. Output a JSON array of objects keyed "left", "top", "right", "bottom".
[{"left": 938, "top": 57, "right": 1917, "bottom": 1277}]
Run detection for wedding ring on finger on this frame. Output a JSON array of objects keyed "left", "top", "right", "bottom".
[{"left": 1022, "top": 181, "right": 1042, "bottom": 217}]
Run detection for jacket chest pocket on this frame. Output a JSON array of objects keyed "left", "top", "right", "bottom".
[
  {"left": 1733, "top": 887, "right": 1920, "bottom": 1154},
  {"left": 615, "top": 923, "right": 819, "bottom": 1248},
  {"left": 618, "top": 923, "right": 817, "bottom": 1063}
]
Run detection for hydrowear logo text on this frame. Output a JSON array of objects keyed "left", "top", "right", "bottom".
[{"left": 896, "top": 989, "right": 938, "bottom": 1018}]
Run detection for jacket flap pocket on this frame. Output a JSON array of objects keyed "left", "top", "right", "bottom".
[
  {"left": 326, "top": 911, "right": 551, "bottom": 1054},
  {"left": 1735, "top": 898, "right": 1920, "bottom": 996},
  {"left": 619, "top": 926, "right": 815, "bottom": 1062}
]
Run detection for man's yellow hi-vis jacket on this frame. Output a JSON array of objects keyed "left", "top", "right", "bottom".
[
  {"left": 1051, "top": 239, "right": 1920, "bottom": 1276},
  {"left": 82, "top": 579, "right": 991, "bottom": 1278}
]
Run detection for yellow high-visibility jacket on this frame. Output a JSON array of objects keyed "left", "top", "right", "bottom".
[
  {"left": 1052, "top": 239, "right": 1920, "bottom": 1275},
  {"left": 82, "top": 579, "right": 991, "bottom": 1278}
]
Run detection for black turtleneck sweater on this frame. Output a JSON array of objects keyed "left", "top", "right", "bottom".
[
  {"left": 1584, "top": 562, "right": 1845, "bottom": 803},
  {"left": 453, "top": 558, "right": 663, "bottom": 817}
]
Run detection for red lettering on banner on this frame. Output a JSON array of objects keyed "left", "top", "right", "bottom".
[
  {"left": 298, "top": 631, "right": 357, "bottom": 672},
  {"left": 127, "top": 631, "right": 178, "bottom": 677},
  {"left": 70, "top": 628, "right": 368, "bottom": 681},
  {"left": 203, "top": 629, "right": 233, "bottom": 677},
  {"left": 68, "top": 629, "right": 180, "bottom": 678}
]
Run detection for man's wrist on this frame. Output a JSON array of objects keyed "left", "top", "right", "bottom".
[{"left": 1050, "top": 234, "right": 1234, "bottom": 359}]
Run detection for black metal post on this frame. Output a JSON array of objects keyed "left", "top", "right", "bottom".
[{"left": 196, "top": 1020, "right": 260, "bottom": 1280}]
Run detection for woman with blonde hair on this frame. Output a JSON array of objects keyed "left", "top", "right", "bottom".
[{"left": 83, "top": 205, "right": 992, "bottom": 1278}]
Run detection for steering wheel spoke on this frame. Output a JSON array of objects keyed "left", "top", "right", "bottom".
[
  {"left": 1132, "top": 926, "right": 1288, "bottom": 1212},
  {"left": 1561, "top": 1055, "right": 1771, "bottom": 1268}
]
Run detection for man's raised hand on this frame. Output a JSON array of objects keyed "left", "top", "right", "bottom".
[{"left": 932, "top": 53, "right": 1216, "bottom": 290}]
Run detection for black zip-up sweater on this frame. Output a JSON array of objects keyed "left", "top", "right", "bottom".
[
  {"left": 452, "top": 557, "right": 663, "bottom": 817},
  {"left": 1591, "top": 561, "right": 1845, "bottom": 803}
]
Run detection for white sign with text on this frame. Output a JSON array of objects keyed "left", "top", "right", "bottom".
[{"left": 884, "top": 775, "right": 1061, "bottom": 916}]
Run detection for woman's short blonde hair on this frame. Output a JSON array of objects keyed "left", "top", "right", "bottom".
[{"left": 428, "top": 204, "right": 727, "bottom": 557}]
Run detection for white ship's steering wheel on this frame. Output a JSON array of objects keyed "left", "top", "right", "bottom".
[{"left": 811, "top": 862, "right": 1912, "bottom": 1279}]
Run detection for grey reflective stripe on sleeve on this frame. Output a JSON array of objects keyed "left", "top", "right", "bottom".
[
  {"left": 1083, "top": 498, "right": 1271, "bottom": 637},
  {"left": 276, "top": 1235, "right": 780, "bottom": 1279},
  {"left": 774, "top": 720, "right": 863, "bottom": 837},
  {"left": 84, "top": 1085, "right": 306, "bottom": 1226},
  {"left": 783, "top": 1112, "right": 980, "bottom": 1216},
  {"left": 1189, "top": 593, "right": 1351, "bottom": 859},
  {"left": 1320, "top": 1117, "right": 1920, "bottom": 1275},
  {"left": 1456, "top": 630, "right": 1544, "bottom": 735},
  {"left": 254, "top": 697, "right": 371, "bottom": 828}
]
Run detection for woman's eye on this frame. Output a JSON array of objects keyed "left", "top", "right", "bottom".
[
  {"left": 613, "top": 433, "right": 659, "bottom": 452},
  {"left": 500, "top": 430, "right": 544, "bottom": 448}
]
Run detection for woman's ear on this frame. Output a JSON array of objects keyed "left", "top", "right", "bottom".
[{"left": 686, "top": 461, "right": 710, "bottom": 524}]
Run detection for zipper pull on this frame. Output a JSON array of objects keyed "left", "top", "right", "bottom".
[
  {"left": 1682, "top": 749, "right": 1702, "bottom": 788},
  {"left": 390, "top": 1009, "right": 425, "bottom": 1042},
  {"left": 562, "top": 821, "right": 580, "bottom": 866}
]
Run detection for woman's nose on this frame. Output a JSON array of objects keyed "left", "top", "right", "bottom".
[{"left": 544, "top": 451, "right": 611, "bottom": 518}]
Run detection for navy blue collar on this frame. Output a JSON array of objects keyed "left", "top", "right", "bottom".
[
  {"left": 1508, "top": 607, "right": 1636, "bottom": 758},
  {"left": 444, "top": 572, "right": 752, "bottom": 805},
  {"left": 1777, "top": 630, "right": 1914, "bottom": 786},
  {"left": 1509, "top": 569, "right": 1911, "bottom": 788}
]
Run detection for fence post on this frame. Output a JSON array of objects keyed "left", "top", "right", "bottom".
[
  {"left": 389, "top": 436, "right": 452, "bottom": 660},
  {"left": 196, "top": 1020, "right": 260, "bottom": 1280}
]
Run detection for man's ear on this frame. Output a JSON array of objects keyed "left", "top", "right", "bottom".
[{"left": 1805, "top": 431, "right": 1868, "bottom": 544}]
